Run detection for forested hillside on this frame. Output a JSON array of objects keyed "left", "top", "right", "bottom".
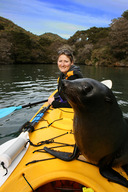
[{"left": 0, "top": 10, "right": 128, "bottom": 66}]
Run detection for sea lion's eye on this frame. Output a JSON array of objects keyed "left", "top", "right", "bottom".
[{"left": 82, "top": 85, "right": 93, "bottom": 93}]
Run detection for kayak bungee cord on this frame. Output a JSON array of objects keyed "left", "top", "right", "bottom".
[
  {"left": 34, "top": 118, "right": 64, "bottom": 131},
  {"left": 33, "top": 143, "right": 74, "bottom": 153},
  {"left": 58, "top": 108, "right": 74, "bottom": 113},
  {"left": 28, "top": 132, "right": 73, "bottom": 147},
  {"left": 22, "top": 173, "right": 35, "bottom": 192},
  {"left": 25, "top": 157, "right": 56, "bottom": 166},
  {"left": 1, "top": 162, "right": 8, "bottom": 176}
]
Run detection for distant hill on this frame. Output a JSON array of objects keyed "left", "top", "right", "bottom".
[
  {"left": 40, "top": 32, "right": 64, "bottom": 42},
  {"left": 0, "top": 10, "right": 128, "bottom": 67},
  {"left": 0, "top": 17, "right": 66, "bottom": 64}
]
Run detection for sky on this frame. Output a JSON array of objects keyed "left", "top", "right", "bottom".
[{"left": 0, "top": 0, "right": 127, "bottom": 39}]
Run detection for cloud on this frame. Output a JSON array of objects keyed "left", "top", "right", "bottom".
[
  {"left": 42, "top": 20, "right": 87, "bottom": 37},
  {"left": 0, "top": 0, "right": 126, "bottom": 38},
  {"left": 72, "top": 0, "right": 127, "bottom": 15}
]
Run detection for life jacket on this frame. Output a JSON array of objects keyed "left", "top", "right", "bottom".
[
  {"left": 57, "top": 65, "right": 83, "bottom": 83},
  {"left": 57, "top": 71, "right": 74, "bottom": 83},
  {"left": 65, "top": 71, "right": 74, "bottom": 79}
]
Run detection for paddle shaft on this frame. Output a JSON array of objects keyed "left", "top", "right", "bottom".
[
  {"left": 22, "top": 96, "right": 60, "bottom": 108},
  {"left": 22, "top": 98, "right": 49, "bottom": 108},
  {"left": 31, "top": 104, "right": 51, "bottom": 125},
  {"left": 20, "top": 104, "right": 51, "bottom": 133}
]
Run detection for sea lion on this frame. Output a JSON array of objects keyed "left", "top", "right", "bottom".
[{"left": 44, "top": 78, "right": 128, "bottom": 187}]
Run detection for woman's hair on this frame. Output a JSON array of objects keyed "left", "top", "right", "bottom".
[{"left": 58, "top": 49, "right": 74, "bottom": 63}]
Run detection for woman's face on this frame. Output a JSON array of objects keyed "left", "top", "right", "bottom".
[{"left": 57, "top": 54, "right": 73, "bottom": 74}]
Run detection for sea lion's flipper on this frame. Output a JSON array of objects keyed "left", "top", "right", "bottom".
[
  {"left": 44, "top": 144, "right": 80, "bottom": 161},
  {"left": 99, "top": 166, "right": 128, "bottom": 187}
]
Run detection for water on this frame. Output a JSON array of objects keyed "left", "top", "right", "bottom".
[{"left": 0, "top": 64, "right": 128, "bottom": 144}]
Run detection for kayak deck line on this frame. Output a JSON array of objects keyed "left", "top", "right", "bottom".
[{"left": 27, "top": 131, "right": 73, "bottom": 147}]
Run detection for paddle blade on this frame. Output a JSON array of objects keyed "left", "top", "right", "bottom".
[
  {"left": 0, "top": 106, "right": 22, "bottom": 119},
  {"left": 101, "top": 80, "right": 112, "bottom": 89}
]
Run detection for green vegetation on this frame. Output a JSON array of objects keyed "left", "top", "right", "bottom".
[{"left": 0, "top": 10, "right": 128, "bottom": 67}]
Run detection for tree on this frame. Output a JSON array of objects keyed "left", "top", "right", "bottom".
[
  {"left": 122, "top": 10, "right": 128, "bottom": 20},
  {"left": 109, "top": 14, "right": 128, "bottom": 63}
]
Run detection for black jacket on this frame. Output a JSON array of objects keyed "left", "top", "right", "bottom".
[{"left": 52, "top": 65, "right": 83, "bottom": 108}]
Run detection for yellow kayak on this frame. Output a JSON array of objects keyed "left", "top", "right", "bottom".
[{"left": 0, "top": 91, "right": 128, "bottom": 192}]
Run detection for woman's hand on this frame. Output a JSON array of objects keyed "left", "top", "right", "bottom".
[{"left": 48, "top": 97, "right": 55, "bottom": 105}]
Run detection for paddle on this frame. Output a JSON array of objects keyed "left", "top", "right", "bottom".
[
  {"left": 101, "top": 80, "right": 112, "bottom": 89},
  {"left": 0, "top": 97, "right": 58, "bottom": 119}
]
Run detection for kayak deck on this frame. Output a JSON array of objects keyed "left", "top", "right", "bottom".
[{"left": 0, "top": 102, "right": 128, "bottom": 192}]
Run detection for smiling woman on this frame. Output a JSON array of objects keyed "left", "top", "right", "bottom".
[
  {"left": 57, "top": 50, "right": 74, "bottom": 74},
  {"left": 48, "top": 49, "right": 83, "bottom": 108}
]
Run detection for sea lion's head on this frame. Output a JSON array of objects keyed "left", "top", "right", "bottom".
[{"left": 61, "top": 78, "right": 115, "bottom": 111}]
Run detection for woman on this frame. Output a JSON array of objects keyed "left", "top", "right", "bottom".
[{"left": 48, "top": 49, "right": 83, "bottom": 108}]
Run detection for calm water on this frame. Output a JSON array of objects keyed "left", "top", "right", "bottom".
[{"left": 0, "top": 64, "right": 128, "bottom": 144}]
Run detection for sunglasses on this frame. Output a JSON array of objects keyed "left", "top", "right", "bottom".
[{"left": 58, "top": 49, "right": 73, "bottom": 57}]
